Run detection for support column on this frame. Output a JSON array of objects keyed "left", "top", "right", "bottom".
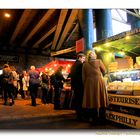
[
  {"left": 78, "top": 9, "right": 94, "bottom": 52},
  {"left": 95, "top": 9, "right": 113, "bottom": 41},
  {"left": 127, "top": 9, "right": 140, "bottom": 29}
]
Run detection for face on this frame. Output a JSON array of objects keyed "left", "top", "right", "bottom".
[
  {"left": 81, "top": 56, "right": 85, "bottom": 63},
  {"left": 79, "top": 56, "right": 85, "bottom": 63}
]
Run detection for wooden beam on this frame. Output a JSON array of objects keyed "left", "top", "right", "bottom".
[
  {"left": 21, "top": 9, "right": 56, "bottom": 46},
  {"left": 65, "top": 23, "right": 79, "bottom": 42},
  {"left": 55, "top": 9, "right": 78, "bottom": 51},
  {"left": 51, "top": 9, "right": 68, "bottom": 50},
  {"left": 43, "top": 42, "right": 53, "bottom": 50},
  {"left": 51, "top": 46, "right": 75, "bottom": 56},
  {"left": 32, "top": 25, "right": 56, "bottom": 48},
  {"left": 10, "top": 9, "right": 33, "bottom": 44}
]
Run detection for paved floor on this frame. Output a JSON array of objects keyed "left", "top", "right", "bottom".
[{"left": 0, "top": 96, "right": 133, "bottom": 130}]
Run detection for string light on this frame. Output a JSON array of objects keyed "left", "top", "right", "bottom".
[
  {"left": 94, "top": 47, "right": 102, "bottom": 52},
  {"left": 105, "top": 42, "right": 110, "bottom": 47},
  {"left": 125, "top": 36, "right": 130, "bottom": 40}
]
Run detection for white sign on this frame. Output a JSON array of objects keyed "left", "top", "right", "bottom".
[
  {"left": 108, "top": 93, "right": 140, "bottom": 109},
  {"left": 106, "top": 110, "right": 140, "bottom": 129}
]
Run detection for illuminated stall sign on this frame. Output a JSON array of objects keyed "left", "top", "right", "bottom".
[
  {"left": 108, "top": 94, "right": 140, "bottom": 109},
  {"left": 0, "top": 55, "right": 19, "bottom": 63},
  {"left": 106, "top": 110, "right": 140, "bottom": 128}
]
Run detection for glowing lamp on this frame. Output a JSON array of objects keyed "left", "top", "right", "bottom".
[{"left": 4, "top": 13, "right": 11, "bottom": 18}]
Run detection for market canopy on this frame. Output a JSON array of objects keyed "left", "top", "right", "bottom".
[{"left": 93, "top": 28, "right": 140, "bottom": 58}]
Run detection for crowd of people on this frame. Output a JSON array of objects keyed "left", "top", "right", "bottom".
[
  {"left": 0, "top": 64, "right": 65, "bottom": 108},
  {"left": 0, "top": 50, "right": 108, "bottom": 126}
]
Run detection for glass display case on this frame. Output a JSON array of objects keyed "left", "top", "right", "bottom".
[{"left": 107, "top": 69, "right": 140, "bottom": 95}]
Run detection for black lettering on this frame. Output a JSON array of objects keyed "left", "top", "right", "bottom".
[
  {"left": 135, "top": 98, "right": 140, "bottom": 105},
  {"left": 129, "top": 98, "right": 136, "bottom": 104},
  {"left": 126, "top": 117, "right": 132, "bottom": 125},
  {"left": 108, "top": 96, "right": 113, "bottom": 102},
  {"left": 133, "top": 119, "right": 138, "bottom": 126},
  {"left": 124, "top": 98, "right": 129, "bottom": 103},
  {"left": 115, "top": 115, "right": 121, "bottom": 121}
]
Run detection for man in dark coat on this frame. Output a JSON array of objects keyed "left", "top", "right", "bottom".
[
  {"left": 53, "top": 66, "right": 65, "bottom": 110},
  {"left": 70, "top": 52, "right": 85, "bottom": 120}
]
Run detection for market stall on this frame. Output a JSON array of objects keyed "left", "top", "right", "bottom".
[
  {"left": 93, "top": 28, "right": 140, "bottom": 129},
  {"left": 36, "top": 59, "right": 75, "bottom": 109}
]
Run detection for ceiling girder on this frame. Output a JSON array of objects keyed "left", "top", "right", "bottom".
[
  {"left": 51, "top": 46, "right": 75, "bottom": 56},
  {"left": 51, "top": 9, "right": 68, "bottom": 50},
  {"left": 43, "top": 42, "right": 53, "bottom": 50},
  {"left": 32, "top": 25, "right": 56, "bottom": 48},
  {"left": 55, "top": 9, "right": 78, "bottom": 51},
  {"left": 10, "top": 9, "right": 36, "bottom": 44},
  {"left": 21, "top": 9, "right": 56, "bottom": 46}
]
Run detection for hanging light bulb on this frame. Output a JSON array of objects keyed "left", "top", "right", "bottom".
[{"left": 4, "top": 13, "right": 11, "bottom": 18}]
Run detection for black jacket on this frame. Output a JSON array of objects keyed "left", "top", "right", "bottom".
[{"left": 70, "top": 60, "right": 83, "bottom": 90}]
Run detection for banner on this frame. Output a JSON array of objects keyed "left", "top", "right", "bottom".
[{"left": 76, "top": 38, "right": 84, "bottom": 53}]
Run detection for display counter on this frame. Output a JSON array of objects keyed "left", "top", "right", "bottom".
[{"left": 106, "top": 68, "right": 140, "bottom": 128}]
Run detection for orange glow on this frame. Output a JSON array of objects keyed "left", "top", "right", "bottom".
[
  {"left": 4, "top": 13, "right": 11, "bottom": 18},
  {"left": 67, "top": 64, "right": 71, "bottom": 67}
]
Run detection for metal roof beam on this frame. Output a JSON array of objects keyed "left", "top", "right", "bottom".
[{"left": 121, "top": 9, "right": 140, "bottom": 19}]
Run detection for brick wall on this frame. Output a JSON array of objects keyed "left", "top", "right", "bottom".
[{"left": 0, "top": 53, "right": 53, "bottom": 74}]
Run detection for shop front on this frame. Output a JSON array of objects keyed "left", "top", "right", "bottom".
[{"left": 93, "top": 28, "right": 140, "bottom": 128}]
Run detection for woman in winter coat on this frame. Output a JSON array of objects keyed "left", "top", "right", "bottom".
[{"left": 82, "top": 50, "right": 108, "bottom": 125}]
